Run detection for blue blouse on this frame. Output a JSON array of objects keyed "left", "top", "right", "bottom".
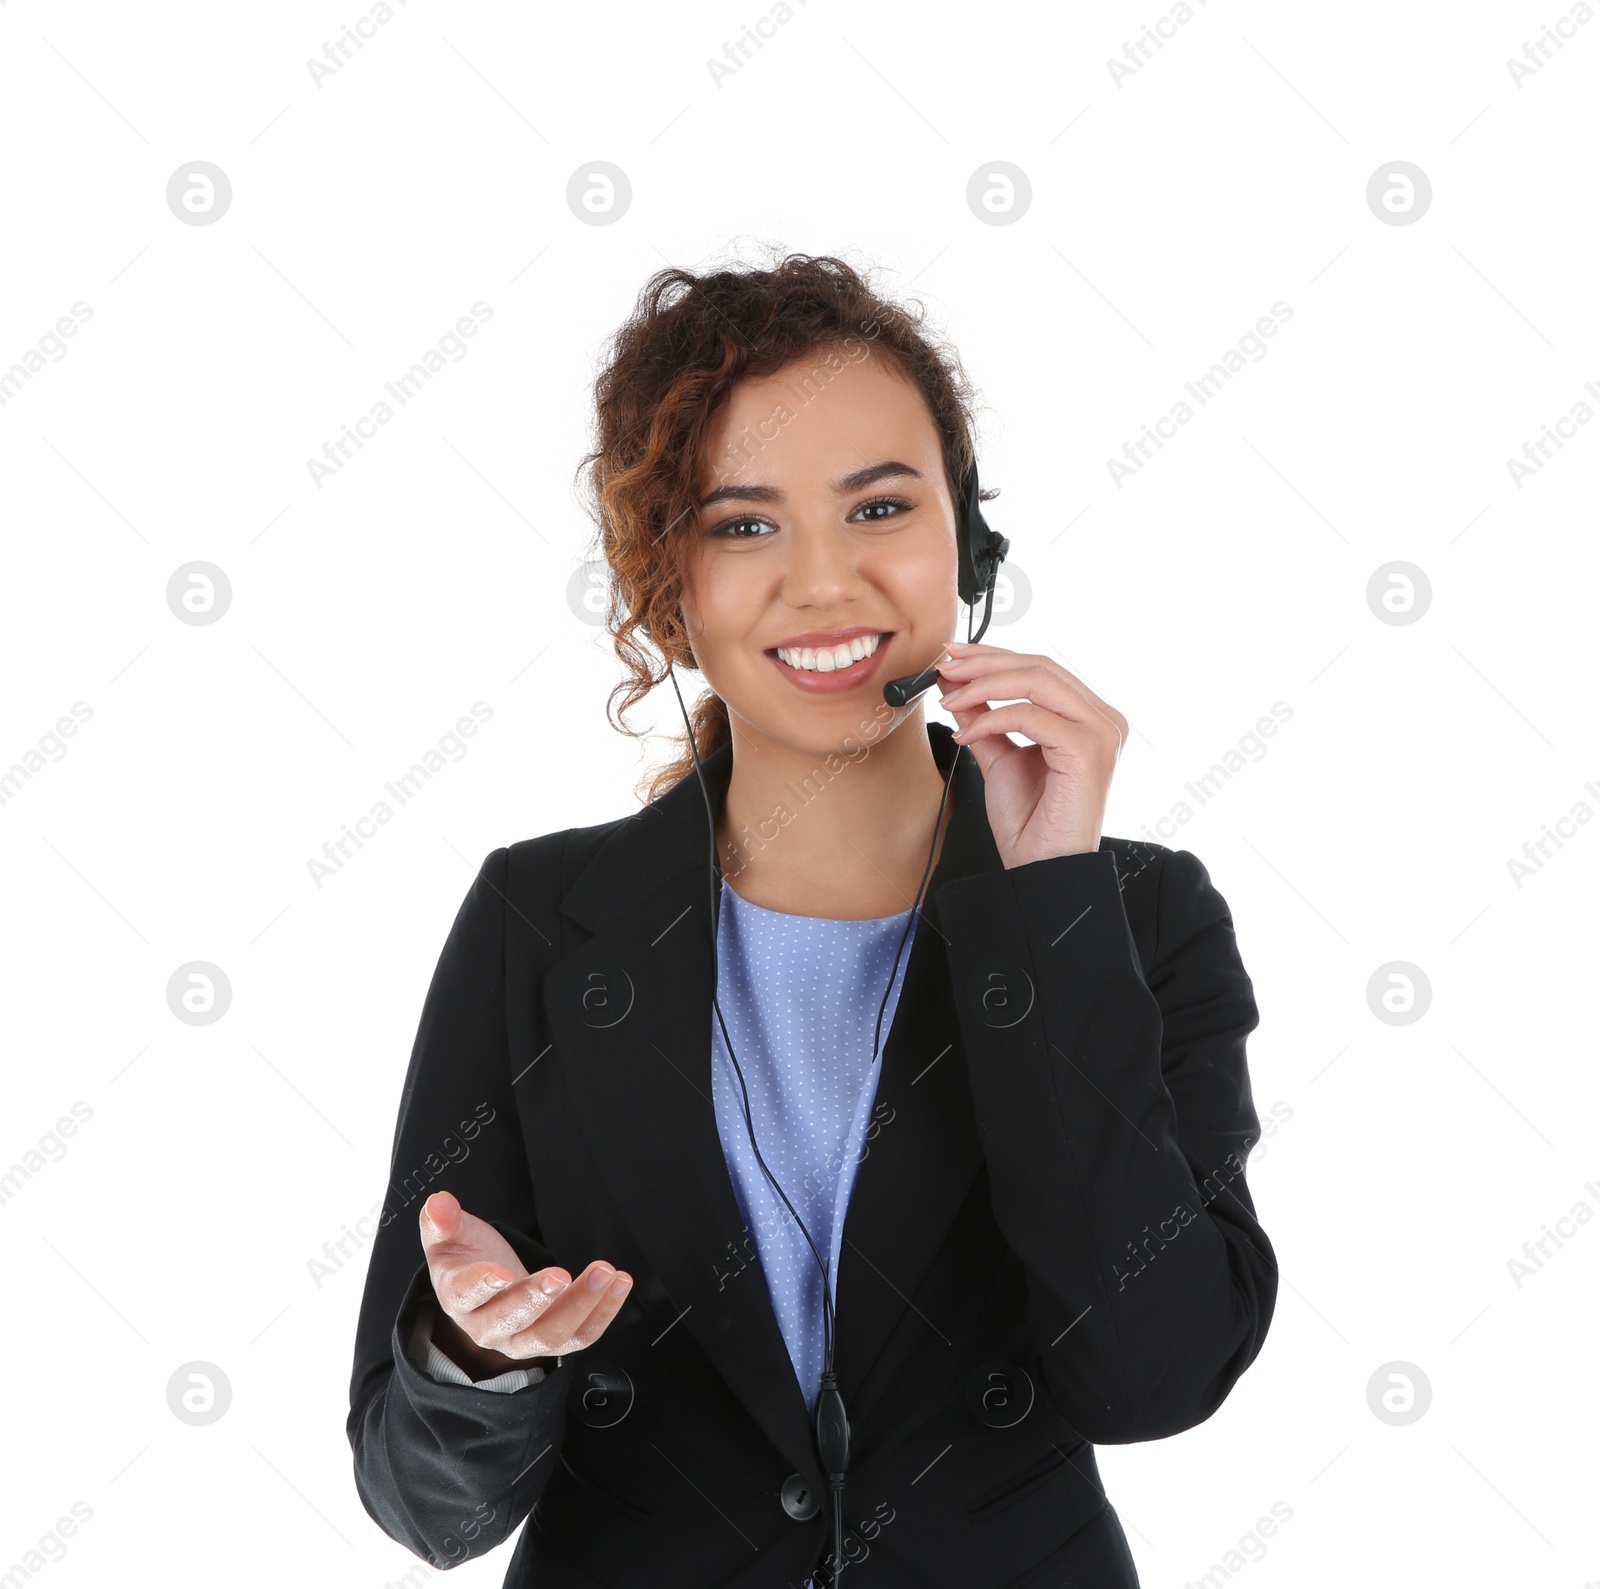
[{"left": 709, "top": 877, "right": 918, "bottom": 1417}]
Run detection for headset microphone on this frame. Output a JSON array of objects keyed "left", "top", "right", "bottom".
[{"left": 667, "top": 459, "right": 1005, "bottom": 1584}]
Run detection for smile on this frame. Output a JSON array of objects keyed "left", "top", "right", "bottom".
[
  {"left": 776, "top": 632, "right": 885, "bottom": 672},
  {"left": 765, "top": 632, "right": 893, "bottom": 694}
]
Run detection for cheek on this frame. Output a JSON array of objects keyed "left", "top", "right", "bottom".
[
  {"left": 901, "top": 539, "right": 960, "bottom": 613},
  {"left": 678, "top": 561, "right": 717, "bottom": 641},
  {"left": 679, "top": 567, "right": 756, "bottom": 675}
]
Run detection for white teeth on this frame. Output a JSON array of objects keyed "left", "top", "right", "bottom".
[{"left": 776, "top": 633, "right": 883, "bottom": 673}]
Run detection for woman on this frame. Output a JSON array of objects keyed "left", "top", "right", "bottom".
[{"left": 346, "top": 253, "right": 1277, "bottom": 1588}]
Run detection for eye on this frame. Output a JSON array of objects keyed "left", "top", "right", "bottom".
[
  {"left": 708, "top": 495, "right": 914, "bottom": 539},
  {"left": 709, "top": 516, "right": 778, "bottom": 540},
  {"left": 850, "top": 495, "right": 914, "bottom": 524}
]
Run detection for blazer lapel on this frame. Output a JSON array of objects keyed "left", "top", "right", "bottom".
[{"left": 543, "top": 722, "right": 1002, "bottom": 1480}]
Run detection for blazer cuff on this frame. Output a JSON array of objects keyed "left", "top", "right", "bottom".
[
  {"left": 405, "top": 1300, "right": 546, "bottom": 1393},
  {"left": 396, "top": 1260, "right": 557, "bottom": 1396}
]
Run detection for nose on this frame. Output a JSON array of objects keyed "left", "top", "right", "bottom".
[{"left": 779, "top": 515, "right": 867, "bottom": 609}]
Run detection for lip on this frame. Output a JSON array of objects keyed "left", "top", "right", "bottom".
[
  {"left": 766, "top": 630, "right": 894, "bottom": 695},
  {"left": 768, "top": 624, "right": 887, "bottom": 651}
]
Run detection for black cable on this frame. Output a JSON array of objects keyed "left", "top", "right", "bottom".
[{"left": 666, "top": 607, "right": 974, "bottom": 1584}]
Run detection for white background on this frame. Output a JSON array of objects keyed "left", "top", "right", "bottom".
[{"left": 1, "top": 1, "right": 1596, "bottom": 1585}]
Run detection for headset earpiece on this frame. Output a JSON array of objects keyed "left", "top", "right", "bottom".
[
  {"left": 956, "top": 464, "right": 1009, "bottom": 608},
  {"left": 882, "top": 461, "right": 1009, "bottom": 707}
]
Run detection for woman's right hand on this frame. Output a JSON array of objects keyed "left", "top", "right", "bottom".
[{"left": 419, "top": 1189, "right": 633, "bottom": 1378}]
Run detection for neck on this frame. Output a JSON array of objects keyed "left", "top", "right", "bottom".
[{"left": 716, "top": 712, "right": 952, "bottom": 920}]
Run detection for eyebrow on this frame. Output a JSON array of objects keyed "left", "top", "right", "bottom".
[{"left": 696, "top": 459, "right": 923, "bottom": 510}]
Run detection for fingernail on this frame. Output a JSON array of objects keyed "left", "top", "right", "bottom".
[
  {"left": 539, "top": 1274, "right": 567, "bottom": 1295},
  {"left": 485, "top": 1274, "right": 508, "bottom": 1290},
  {"left": 588, "top": 1267, "right": 616, "bottom": 1292},
  {"left": 607, "top": 1275, "right": 632, "bottom": 1300}
]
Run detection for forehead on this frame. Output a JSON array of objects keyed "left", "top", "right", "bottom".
[{"left": 698, "top": 349, "right": 939, "bottom": 488}]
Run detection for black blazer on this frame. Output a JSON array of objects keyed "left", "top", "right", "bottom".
[{"left": 347, "top": 720, "right": 1277, "bottom": 1588}]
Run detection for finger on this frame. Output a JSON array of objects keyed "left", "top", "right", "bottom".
[
  {"left": 944, "top": 700, "right": 1024, "bottom": 777},
  {"left": 466, "top": 1261, "right": 632, "bottom": 1358},
  {"left": 506, "top": 1264, "right": 634, "bottom": 1356},
  {"left": 419, "top": 1187, "right": 464, "bottom": 1247},
  {"left": 939, "top": 649, "right": 1087, "bottom": 701},
  {"left": 941, "top": 667, "right": 1127, "bottom": 763},
  {"left": 951, "top": 700, "right": 1080, "bottom": 752},
  {"left": 939, "top": 651, "right": 1128, "bottom": 740},
  {"left": 1035, "top": 654, "right": 1128, "bottom": 741},
  {"left": 937, "top": 650, "right": 1053, "bottom": 691},
  {"left": 435, "top": 1257, "right": 526, "bottom": 1315},
  {"left": 436, "top": 1253, "right": 571, "bottom": 1317},
  {"left": 421, "top": 1190, "right": 518, "bottom": 1265},
  {"left": 937, "top": 665, "right": 1109, "bottom": 732},
  {"left": 420, "top": 1191, "right": 533, "bottom": 1296}
]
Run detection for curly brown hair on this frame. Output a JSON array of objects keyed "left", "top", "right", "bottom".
[{"left": 575, "top": 247, "right": 988, "bottom": 806}]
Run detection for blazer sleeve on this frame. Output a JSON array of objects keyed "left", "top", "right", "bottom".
[
  {"left": 936, "top": 843, "right": 1277, "bottom": 1445},
  {"left": 346, "top": 845, "right": 576, "bottom": 1567}
]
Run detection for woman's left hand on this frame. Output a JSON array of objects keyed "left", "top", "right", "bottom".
[{"left": 936, "top": 639, "right": 1128, "bottom": 869}]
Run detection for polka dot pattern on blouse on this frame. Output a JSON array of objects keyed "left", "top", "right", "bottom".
[{"left": 709, "top": 877, "right": 919, "bottom": 1417}]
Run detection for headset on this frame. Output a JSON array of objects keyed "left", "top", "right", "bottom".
[{"left": 667, "top": 463, "right": 1008, "bottom": 1582}]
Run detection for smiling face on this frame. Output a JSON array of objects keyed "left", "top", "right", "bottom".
[{"left": 678, "top": 347, "right": 960, "bottom": 756}]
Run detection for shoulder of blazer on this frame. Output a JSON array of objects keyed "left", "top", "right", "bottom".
[{"left": 498, "top": 811, "right": 642, "bottom": 966}]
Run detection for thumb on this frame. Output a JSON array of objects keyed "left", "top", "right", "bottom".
[
  {"left": 420, "top": 1190, "right": 522, "bottom": 1287},
  {"left": 422, "top": 1189, "right": 464, "bottom": 1242}
]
